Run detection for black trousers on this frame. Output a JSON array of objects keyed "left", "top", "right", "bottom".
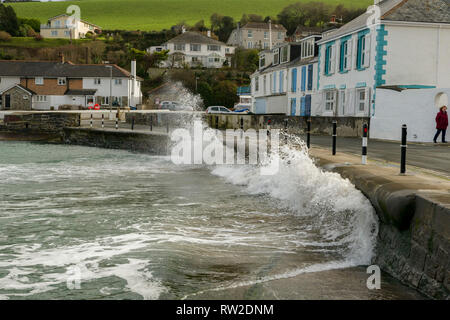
[{"left": 434, "top": 129, "right": 447, "bottom": 142}]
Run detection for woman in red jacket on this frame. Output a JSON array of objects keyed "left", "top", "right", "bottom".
[{"left": 434, "top": 106, "right": 448, "bottom": 143}]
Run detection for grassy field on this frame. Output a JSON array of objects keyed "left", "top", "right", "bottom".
[{"left": 10, "top": 0, "right": 371, "bottom": 31}]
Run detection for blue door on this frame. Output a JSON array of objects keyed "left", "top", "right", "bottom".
[
  {"left": 300, "top": 97, "right": 306, "bottom": 116},
  {"left": 305, "top": 94, "right": 312, "bottom": 116},
  {"left": 291, "top": 68, "right": 297, "bottom": 92},
  {"left": 255, "top": 98, "right": 267, "bottom": 114},
  {"left": 290, "top": 98, "right": 296, "bottom": 116}
]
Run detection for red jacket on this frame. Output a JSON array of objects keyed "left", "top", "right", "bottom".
[{"left": 436, "top": 111, "right": 448, "bottom": 130}]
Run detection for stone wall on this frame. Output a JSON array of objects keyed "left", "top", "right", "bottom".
[
  {"left": 1, "top": 112, "right": 80, "bottom": 133},
  {"left": 206, "top": 114, "right": 370, "bottom": 137},
  {"left": 1, "top": 87, "right": 32, "bottom": 111},
  {"left": 62, "top": 128, "right": 170, "bottom": 154}
]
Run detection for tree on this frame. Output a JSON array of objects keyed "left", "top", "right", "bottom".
[
  {"left": 212, "top": 81, "right": 238, "bottom": 108},
  {"left": 277, "top": 1, "right": 332, "bottom": 34},
  {"left": 0, "top": 4, "right": 20, "bottom": 36},
  {"left": 210, "top": 13, "right": 236, "bottom": 42}
]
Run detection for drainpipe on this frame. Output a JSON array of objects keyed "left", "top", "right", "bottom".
[{"left": 269, "top": 20, "right": 272, "bottom": 50}]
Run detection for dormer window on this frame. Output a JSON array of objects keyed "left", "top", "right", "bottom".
[
  {"left": 273, "top": 48, "right": 279, "bottom": 65},
  {"left": 301, "top": 38, "right": 315, "bottom": 59},
  {"left": 280, "top": 46, "right": 289, "bottom": 63},
  {"left": 259, "top": 54, "right": 265, "bottom": 68}
]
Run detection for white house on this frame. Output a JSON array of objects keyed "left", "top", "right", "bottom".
[
  {"left": 148, "top": 31, "right": 235, "bottom": 68},
  {"left": 0, "top": 60, "right": 142, "bottom": 110},
  {"left": 250, "top": 35, "right": 321, "bottom": 115},
  {"left": 227, "top": 22, "right": 287, "bottom": 49},
  {"left": 314, "top": 0, "right": 450, "bottom": 141},
  {"left": 40, "top": 14, "right": 101, "bottom": 39}
]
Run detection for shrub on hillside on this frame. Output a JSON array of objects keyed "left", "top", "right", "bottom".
[
  {"left": 34, "top": 34, "right": 43, "bottom": 41},
  {"left": 0, "top": 31, "right": 11, "bottom": 41}
]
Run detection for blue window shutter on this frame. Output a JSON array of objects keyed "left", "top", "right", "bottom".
[
  {"left": 292, "top": 68, "right": 297, "bottom": 92},
  {"left": 307, "top": 64, "right": 313, "bottom": 90},
  {"left": 357, "top": 36, "right": 363, "bottom": 69},
  {"left": 339, "top": 41, "right": 345, "bottom": 72},
  {"left": 301, "top": 66, "right": 306, "bottom": 92},
  {"left": 300, "top": 96, "right": 306, "bottom": 116},
  {"left": 324, "top": 46, "right": 329, "bottom": 75},
  {"left": 279, "top": 71, "right": 283, "bottom": 93}
]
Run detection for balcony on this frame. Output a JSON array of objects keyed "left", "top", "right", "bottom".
[{"left": 40, "top": 24, "right": 72, "bottom": 30}]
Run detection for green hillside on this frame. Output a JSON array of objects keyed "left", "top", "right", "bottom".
[{"left": 10, "top": 0, "right": 371, "bottom": 31}]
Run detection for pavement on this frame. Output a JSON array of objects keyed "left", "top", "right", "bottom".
[{"left": 305, "top": 135, "right": 450, "bottom": 177}]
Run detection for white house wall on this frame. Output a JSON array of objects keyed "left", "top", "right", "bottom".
[
  {"left": 384, "top": 23, "right": 450, "bottom": 88},
  {"left": 82, "top": 77, "right": 129, "bottom": 97},
  {"left": 371, "top": 88, "right": 450, "bottom": 142}
]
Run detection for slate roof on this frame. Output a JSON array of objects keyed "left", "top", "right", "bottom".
[
  {"left": 320, "top": 0, "right": 450, "bottom": 42},
  {"left": 0, "top": 61, "right": 140, "bottom": 79},
  {"left": 243, "top": 22, "right": 287, "bottom": 32},
  {"left": 0, "top": 84, "right": 36, "bottom": 95},
  {"left": 166, "top": 32, "right": 225, "bottom": 45}
]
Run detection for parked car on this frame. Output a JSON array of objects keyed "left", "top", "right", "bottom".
[
  {"left": 160, "top": 101, "right": 193, "bottom": 111},
  {"left": 206, "top": 106, "right": 232, "bottom": 114}
]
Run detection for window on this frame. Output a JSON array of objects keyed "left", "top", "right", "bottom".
[
  {"left": 115, "top": 79, "right": 122, "bottom": 85},
  {"left": 112, "top": 96, "right": 122, "bottom": 107},
  {"left": 324, "top": 44, "right": 335, "bottom": 75},
  {"left": 278, "top": 32, "right": 283, "bottom": 40},
  {"left": 101, "top": 96, "right": 109, "bottom": 106},
  {"left": 54, "top": 20, "right": 61, "bottom": 27},
  {"left": 339, "top": 40, "right": 349, "bottom": 72},
  {"left": 259, "top": 54, "right": 265, "bottom": 68},
  {"left": 325, "top": 90, "right": 336, "bottom": 111},
  {"left": 291, "top": 68, "right": 297, "bottom": 93},
  {"left": 35, "top": 77, "right": 44, "bottom": 85},
  {"left": 247, "top": 30, "right": 253, "bottom": 38},
  {"left": 94, "top": 78, "right": 101, "bottom": 85},
  {"left": 357, "top": 89, "right": 366, "bottom": 112},
  {"left": 247, "top": 41, "right": 253, "bottom": 49},
  {"left": 255, "top": 77, "right": 259, "bottom": 92},
  {"left": 264, "top": 31, "right": 269, "bottom": 39},
  {"left": 357, "top": 33, "right": 371, "bottom": 69},
  {"left": 273, "top": 48, "right": 279, "bottom": 65},
  {"left": 192, "top": 56, "right": 199, "bottom": 62},
  {"left": 58, "top": 77, "right": 66, "bottom": 85},
  {"left": 263, "top": 42, "right": 269, "bottom": 49},
  {"left": 263, "top": 75, "right": 266, "bottom": 95},
  {"left": 174, "top": 43, "right": 185, "bottom": 51},
  {"left": 64, "top": 31, "right": 71, "bottom": 37},
  {"left": 225, "top": 47, "right": 230, "bottom": 53},
  {"left": 301, "top": 39, "right": 314, "bottom": 59},
  {"left": 190, "top": 44, "right": 201, "bottom": 51},
  {"left": 51, "top": 31, "right": 58, "bottom": 37},
  {"left": 207, "top": 45, "right": 220, "bottom": 51},
  {"left": 280, "top": 46, "right": 288, "bottom": 63},
  {"left": 36, "top": 95, "right": 47, "bottom": 102}
]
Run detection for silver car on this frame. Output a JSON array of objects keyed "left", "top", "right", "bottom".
[{"left": 206, "top": 106, "right": 232, "bottom": 114}]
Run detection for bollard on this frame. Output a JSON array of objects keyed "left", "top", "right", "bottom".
[
  {"left": 332, "top": 120, "right": 337, "bottom": 155},
  {"left": 362, "top": 123, "right": 368, "bottom": 165},
  {"left": 150, "top": 115, "right": 153, "bottom": 131},
  {"left": 216, "top": 116, "right": 219, "bottom": 130},
  {"left": 166, "top": 116, "right": 169, "bottom": 134},
  {"left": 284, "top": 119, "right": 288, "bottom": 143},
  {"left": 131, "top": 116, "right": 135, "bottom": 131},
  {"left": 401, "top": 124, "right": 407, "bottom": 174},
  {"left": 90, "top": 112, "right": 93, "bottom": 128},
  {"left": 102, "top": 113, "right": 104, "bottom": 129},
  {"left": 306, "top": 117, "right": 311, "bottom": 149},
  {"left": 267, "top": 118, "right": 271, "bottom": 137},
  {"left": 240, "top": 117, "right": 244, "bottom": 130},
  {"left": 115, "top": 114, "right": 118, "bottom": 130}
]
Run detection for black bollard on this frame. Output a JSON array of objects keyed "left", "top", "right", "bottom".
[
  {"left": 102, "top": 113, "right": 104, "bottom": 129},
  {"left": 284, "top": 119, "right": 288, "bottom": 143},
  {"left": 216, "top": 116, "right": 219, "bottom": 129},
  {"left": 150, "top": 115, "right": 153, "bottom": 131},
  {"left": 307, "top": 117, "right": 311, "bottom": 148},
  {"left": 131, "top": 116, "right": 135, "bottom": 131},
  {"left": 401, "top": 124, "right": 407, "bottom": 174},
  {"left": 115, "top": 114, "right": 118, "bottom": 130},
  {"left": 362, "top": 123, "right": 368, "bottom": 164},
  {"left": 332, "top": 120, "right": 337, "bottom": 155},
  {"left": 90, "top": 112, "right": 93, "bottom": 128},
  {"left": 166, "top": 116, "right": 169, "bottom": 134}
]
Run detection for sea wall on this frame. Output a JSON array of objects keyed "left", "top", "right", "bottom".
[
  {"left": 311, "top": 149, "right": 450, "bottom": 300},
  {"left": 205, "top": 114, "right": 369, "bottom": 137},
  {"left": 62, "top": 127, "right": 169, "bottom": 154}
]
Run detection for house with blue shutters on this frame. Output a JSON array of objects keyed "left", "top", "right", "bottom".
[
  {"left": 314, "top": 0, "right": 450, "bottom": 126},
  {"left": 250, "top": 35, "right": 321, "bottom": 115}
]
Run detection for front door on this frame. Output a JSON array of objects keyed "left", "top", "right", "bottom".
[
  {"left": 5, "top": 94, "right": 10, "bottom": 110},
  {"left": 291, "top": 98, "right": 297, "bottom": 116},
  {"left": 305, "top": 95, "right": 311, "bottom": 116}
]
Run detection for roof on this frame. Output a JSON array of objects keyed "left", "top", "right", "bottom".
[
  {"left": 0, "top": 61, "right": 142, "bottom": 80},
  {"left": 243, "top": 22, "right": 287, "bottom": 32},
  {"left": 0, "top": 84, "right": 35, "bottom": 95},
  {"left": 166, "top": 31, "right": 225, "bottom": 46},
  {"left": 65, "top": 89, "right": 97, "bottom": 96},
  {"left": 320, "top": 0, "right": 450, "bottom": 43},
  {"left": 47, "top": 14, "right": 102, "bottom": 29}
]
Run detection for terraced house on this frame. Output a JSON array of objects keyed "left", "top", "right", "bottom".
[
  {"left": 250, "top": 34, "right": 321, "bottom": 115},
  {"left": 0, "top": 60, "right": 142, "bottom": 110},
  {"left": 315, "top": 0, "right": 450, "bottom": 142}
]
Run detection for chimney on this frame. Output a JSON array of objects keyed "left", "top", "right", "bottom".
[
  {"left": 59, "top": 52, "right": 65, "bottom": 64},
  {"left": 181, "top": 25, "right": 186, "bottom": 34},
  {"left": 330, "top": 15, "right": 337, "bottom": 23},
  {"left": 207, "top": 30, "right": 211, "bottom": 38}
]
